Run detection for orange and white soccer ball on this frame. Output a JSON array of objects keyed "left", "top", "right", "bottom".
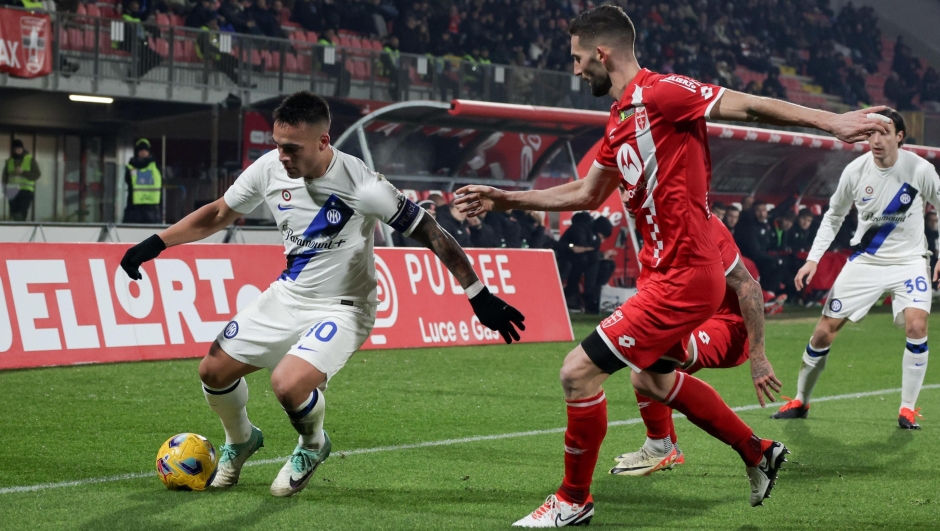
[{"left": 155, "top": 433, "right": 218, "bottom": 490}]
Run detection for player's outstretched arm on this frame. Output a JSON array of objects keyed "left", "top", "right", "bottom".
[
  {"left": 454, "top": 165, "right": 621, "bottom": 217},
  {"left": 710, "top": 90, "right": 889, "bottom": 143},
  {"left": 408, "top": 214, "right": 526, "bottom": 343},
  {"left": 121, "top": 197, "right": 243, "bottom": 280},
  {"left": 726, "top": 259, "right": 781, "bottom": 407}
]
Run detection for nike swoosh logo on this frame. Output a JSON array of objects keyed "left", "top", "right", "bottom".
[
  {"left": 913, "top": 299, "right": 927, "bottom": 303},
  {"left": 915, "top": 362, "right": 927, "bottom": 366},
  {"left": 555, "top": 506, "right": 590, "bottom": 526},
  {"left": 289, "top": 467, "right": 315, "bottom": 489},
  {"left": 297, "top": 345, "right": 318, "bottom": 352},
  {"left": 861, "top": 197, "right": 873, "bottom": 202},
  {"left": 278, "top": 204, "right": 294, "bottom": 211}
]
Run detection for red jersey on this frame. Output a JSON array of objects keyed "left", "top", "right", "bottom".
[
  {"left": 711, "top": 215, "right": 743, "bottom": 321},
  {"left": 595, "top": 69, "right": 725, "bottom": 270}
]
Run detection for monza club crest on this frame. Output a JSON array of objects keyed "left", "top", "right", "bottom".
[{"left": 20, "top": 16, "right": 48, "bottom": 75}]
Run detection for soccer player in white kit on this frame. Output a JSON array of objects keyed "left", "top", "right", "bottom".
[
  {"left": 773, "top": 109, "right": 940, "bottom": 429},
  {"left": 120, "top": 91, "right": 525, "bottom": 496}
]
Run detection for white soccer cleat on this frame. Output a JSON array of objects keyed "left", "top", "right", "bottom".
[
  {"left": 511, "top": 494, "right": 594, "bottom": 527},
  {"left": 746, "top": 440, "right": 789, "bottom": 506},
  {"left": 210, "top": 426, "right": 264, "bottom": 488},
  {"left": 610, "top": 445, "right": 684, "bottom": 476},
  {"left": 270, "top": 431, "right": 331, "bottom": 497}
]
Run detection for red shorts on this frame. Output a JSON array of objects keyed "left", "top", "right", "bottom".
[
  {"left": 684, "top": 316, "right": 749, "bottom": 374},
  {"left": 585, "top": 263, "right": 724, "bottom": 373}
]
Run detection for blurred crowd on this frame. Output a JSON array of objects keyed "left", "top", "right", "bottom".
[
  {"left": 715, "top": 195, "right": 940, "bottom": 306},
  {"left": 886, "top": 35, "right": 940, "bottom": 111},
  {"left": 27, "top": 0, "right": 930, "bottom": 112}
]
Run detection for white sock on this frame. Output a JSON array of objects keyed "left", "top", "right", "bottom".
[
  {"left": 642, "top": 436, "right": 673, "bottom": 457},
  {"left": 286, "top": 390, "right": 326, "bottom": 450},
  {"left": 795, "top": 340, "right": 830, "bottom": 404},
  {"left": 901, "top": 337, "right": 928, "bottom": 411},
  {"left": 203, "top": 378, "right": 253, "bottom": 445}
]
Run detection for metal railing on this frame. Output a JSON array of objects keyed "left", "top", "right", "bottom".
[{"left": 46, "top": 11, "right": 606, "bottom": 109}]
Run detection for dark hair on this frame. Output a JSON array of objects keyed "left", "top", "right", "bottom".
[
  {"left": 798, "top": 208, "right": 814, "bottom": 219},
  {"left": 779, "top": 212, "right": 797, "bottom": 223},
  {"left": 592, "top": 215, "right": 613, "bottom": 239},
  {"left": 568, "top": 5, "right": 635, "bottom": 49},
  {"left": 711, "top": 201, "right": 727, "bottom": 210},
  {"left": 273, "top": 91, "right": 331, "bottom": 128},
  {"left": 726, "top": 205, "right": 740, "bottom": 212},
  {"left": 876, "top": 107, "right": 906, "bottom": 144}
]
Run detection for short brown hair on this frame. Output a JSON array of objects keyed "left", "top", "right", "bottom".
[
  {"left": 876, "top": 107, "right": 906, "bottom": 144},
  {"left": 273, "top": 91, "right": 331, "bottom": 128},
  {"left": 569, "top": 5, "right": 635, "bottom": 49}
]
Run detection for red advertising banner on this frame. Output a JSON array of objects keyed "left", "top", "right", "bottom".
[
  {"left": 0, "top": 244, "right": 572, "bottom": 370},
  {"left": 0, "top": 7, "right": 52, "bottom": 79},
  {"left": 242, "top": 111, "right": 275, "bottom": 169}
]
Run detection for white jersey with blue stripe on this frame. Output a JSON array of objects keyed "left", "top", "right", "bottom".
[
  {"left": 808, "top": 149, "right": 940, "bottom": 266},
  {"left": 223, "top": 147, "right": 424, "bottom": 303}
]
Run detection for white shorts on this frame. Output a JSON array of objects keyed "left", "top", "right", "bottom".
[
  {"left": 217, "top": 282, "right": 375, "bottom": 385},
  {"left": 823, "top": 259, "right": 932, "bottom": 326}
]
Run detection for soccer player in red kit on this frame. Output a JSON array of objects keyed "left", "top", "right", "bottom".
[
  {"left": 455, "top": 6, "right": 889, "bottom": 527},
  {"left": 611, "top": 214, "right": 781, "bottom": 477}
]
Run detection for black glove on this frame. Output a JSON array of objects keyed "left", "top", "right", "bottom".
[
  {"left": 121, "top": 234, "right": 166, "bottom": 280},
  {"left": 469, "top": 287, "right": 526, "bottom": 344}
]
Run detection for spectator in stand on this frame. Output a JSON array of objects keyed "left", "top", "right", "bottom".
[
  {"left": 555, "top": 212, "right": 600, "bottom": 312},
  {"left": 427, "top": 192, "right": 446, "bottom": 208},
  {"left": 467, "top": 212, "right": 501, "bottom": 248},
  {"left": 395, "top": 15, "right": 423, "bottom": 54},
  {"left": 885, "top": 71, "right": 918, "bottom": 111},
  {"left": 921, "top": 67, "right": 940, "bottom": 104},
  {"left": 185, "top": 0, "right": 213, "bottom": 27},
  {"left": 771, "top": 212, "right": 796, "bottom": 299},
  {"left": 583, "top": 215, "right": 616, "bottom": 314},
  {"left": 735, "top": 201, "right": 780, "bottom": 293},
  {"left": 219, "top": 0, "right": 259, "bottom": 35},
  {"left": 247, "top": 0, "right": 283, "bottom": 38},
  {"left": 511, "top": 209, "right": 554, "bottom": 249},
  {"left": 725, "top": 205, "right": 741, "bottom": 235},
  {"left": 711, "top": 201, "right": 727, "bottom": 222},
  {"left": 786, "top": 208, "right": 818, "bottom": 255},
  {"left": 760, "top": 67, "right": 787, "bottom": 100},
  {"left": 435, "top": 199, "right": 472, "bottom": 248},
  {"left": 482, "top": 210, "right": 521, "bottom": 248}
]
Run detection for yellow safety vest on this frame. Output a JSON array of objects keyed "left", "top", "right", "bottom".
[
  {"left": 128, "top": 161, "right": 162, "bottom": 205},
  {"left": 6, "top": 154, "right": 35, "bottom": 192},
  {"left": 196, "top": 26, "right": 221, "bottom": 61},
  {"left": 20, "top": 0, "right": 44, "bottom": 9}
]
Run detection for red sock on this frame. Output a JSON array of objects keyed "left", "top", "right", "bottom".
[
  {"left": 635, "top": 389, "right": 675, "bottom": 442},
  {"left": 664, "top": 372, "right": 767, "bottom": 466},
  {"left": 557, "top": 391, "right": 607, "bottom": 504}
]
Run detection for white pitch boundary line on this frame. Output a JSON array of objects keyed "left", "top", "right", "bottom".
[{"left": 2, "top": 384, "right": 936, "bottom": 495}]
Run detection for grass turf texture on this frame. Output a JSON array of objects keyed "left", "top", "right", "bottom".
[{"left": 1, "top": 307, "right": 938, "bottom": 530}]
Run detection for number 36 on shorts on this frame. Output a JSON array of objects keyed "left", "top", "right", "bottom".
[{"left": 904, "top": 276, "right": 929, "bottom": 294}]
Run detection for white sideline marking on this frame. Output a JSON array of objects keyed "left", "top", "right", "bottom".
[{"left": 2, "top": 384, "right": 937, "bottom": 495}]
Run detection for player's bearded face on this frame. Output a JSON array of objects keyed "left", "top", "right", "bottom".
[{"left": 584, "top": 58, "right": 613, "bottom": 97}]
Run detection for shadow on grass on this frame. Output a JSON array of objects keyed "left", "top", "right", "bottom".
[
  {"left": 777, "top": 417, "right": 913, "bottom": 482},
  {"left": 76, "top": 487, "right": 291, "bottom": 531}
]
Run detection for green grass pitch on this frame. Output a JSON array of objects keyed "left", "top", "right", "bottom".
[{"left": 1, "top": 308, "right": 938, "bottom": 530}]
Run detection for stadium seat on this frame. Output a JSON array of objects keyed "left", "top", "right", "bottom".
[
  {"left": 289, "top": 31, "right": 306, "bottom": 43},
  {"left": 76, "top": 3, "right": 87, "bottom": 15},
  {"left": 305, "top": 31, "right": 318, "bottom": 43},
  {"left": 156, "top": 13, "right": 170, "bottom": 26},
  {"left": 285, "top": 53, "right": 300, "bottom": 73},
  {"left": 98, "top": 5, "right": 116, "bottom": 18},
  {"left": 350, "top": 36, "right": 363, "bottom": 49},
  {"left": 153, "top": 38, "right": 169, "bottom": 57},
  {"left": 265, "top": 51, "right": 280, "bottom": 72},
  {"left": 368, "top": 39, "right": 382, "bottom": 51},
  {"left": 67, "top": 28, "right": 83, "bottom": 51},
  {"left": 338, "top": 35, "right": 351, "bottom": 48},
  {"left": 402, "top": 189, "right": 419, "bottom": 202},
  {"left": 170, "top": 14, "right": 184, "bottom": 27}
]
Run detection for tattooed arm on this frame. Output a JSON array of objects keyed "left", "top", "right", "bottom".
[
  {"left": 725, "top": 259, "right": 782, "bottom": 406},
  {"left": 408, "top": 214, "right": 525, "bottom": 343},
  {"left": 408, "top": 214, "right": 480, "bottom": 288}
]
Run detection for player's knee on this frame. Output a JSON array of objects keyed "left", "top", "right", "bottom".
[
  {"left": 199, "top": 345, "right": 231, "bottom": 389},
  {"left": 630, "top": 371, "right": 671, "bottom": 402},
  {"left": 907, "top": 323, "right": 928, "bottom": 340},
  {"left": 270, "top": 370, "right": 307, "bottom": 409},
  {"left": 558, "top": 353, "right": 598, "bottom": 398}
]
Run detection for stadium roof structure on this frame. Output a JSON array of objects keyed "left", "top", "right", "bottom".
[
  {"left": 338, "top": 98, "right": 940, "bottom": 206},
  {"left": 333, "top": 100, "right": 609, "bottom": 192}
]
